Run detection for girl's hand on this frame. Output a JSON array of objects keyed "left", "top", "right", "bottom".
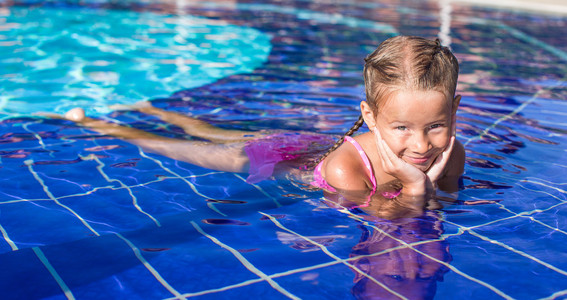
[
  {"left": 374, "top": 128, "right": 426, "bottom": 195},
  {"left": 425, "top": 135, "right": 455, "bottom": 189}
]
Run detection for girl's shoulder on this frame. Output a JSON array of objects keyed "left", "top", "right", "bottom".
[{"left": 320, "top": 135, "right": 374, "bottom": 192}]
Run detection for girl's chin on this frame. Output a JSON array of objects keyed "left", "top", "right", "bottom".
[
  {"left": 404, "top": 154, "right": 440, "bottom": 172},
  {"left": 406, "top": 160, "right": 433, "bottom": 172},
  {"left": 414, "top": 164, "right": 431, "bottom": 172}
]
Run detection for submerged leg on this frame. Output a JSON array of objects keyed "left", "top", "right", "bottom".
[
  {"left": 112, "top": 101, "right": 267, "bottom": 143},
  {"left": 64, "top": 108, "right": 250, "bottom": 173}
]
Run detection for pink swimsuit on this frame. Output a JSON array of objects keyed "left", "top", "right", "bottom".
[
  {"left": 245, "top": 132, "right": 401, "bottom": 201},
  {"left": 244, "top": 132, "right": 336, "bottom": 184},
  {"left": 312, "top": 136, "right": 377, "bottom": 195}
]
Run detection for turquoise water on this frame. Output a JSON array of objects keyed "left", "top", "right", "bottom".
[
  {"left": 0, "top": 6, "right": 271, "bottom": 117},
  {"left": 1, "top": 1, "right": 567, "bottom": 299}
]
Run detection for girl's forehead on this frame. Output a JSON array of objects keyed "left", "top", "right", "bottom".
[
  {"left": 378, "top": 89, "right": 452, "bottom": 111},
  {"left": 376, "top": 90, "right": 452, "bottom": 121}
]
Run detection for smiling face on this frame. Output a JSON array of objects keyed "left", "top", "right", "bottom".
[{"left": 364, "top": 90, "right": 455, "bottom": 172}]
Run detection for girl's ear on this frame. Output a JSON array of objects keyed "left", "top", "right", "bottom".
[
  {"left": 451, "top": 95, "right": 461, "bottom": 135},
  {"left": 452, "top": 94, "right": 461, "bottom": 115},
  {"left": 360, "top": 101, "right": 376, "bottom": 130}
]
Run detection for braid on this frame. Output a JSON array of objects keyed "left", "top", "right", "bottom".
[{"left": 306, "top": 115, "right": 364, "bottom": 169}]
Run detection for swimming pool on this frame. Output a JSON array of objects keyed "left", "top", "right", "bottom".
[{"left": 1, "top": 0, "right": 566, "bottom": 299}]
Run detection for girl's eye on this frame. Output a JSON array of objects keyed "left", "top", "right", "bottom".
[
  {"left": 396, "top": 126, "right": 407, "bottom": 131},
  {"left": 430, "top": 123, "right": 444, "bottom": 129}
]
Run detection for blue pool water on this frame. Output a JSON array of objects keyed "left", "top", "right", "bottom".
[
  {"left": 0, "top": 6, "right": 271, "bottom": 117},
  {"left": 1, "top": 0, "right": 567, "bottom": 299}
]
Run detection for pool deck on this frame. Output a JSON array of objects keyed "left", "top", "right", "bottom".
[{"left": 452, "top": 0, "right": 567, "bottom": 15}]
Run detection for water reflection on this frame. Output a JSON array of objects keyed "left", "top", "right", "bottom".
[{"left": 349, "top": 213, "right": 450, "bottom": 300}]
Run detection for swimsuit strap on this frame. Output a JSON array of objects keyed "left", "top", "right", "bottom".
[
  {"left": 344, "top": 136, "right": 377, "bottom": 194},
  {"left": 311, "top": 136, "right": 379, "bottom": 198}
]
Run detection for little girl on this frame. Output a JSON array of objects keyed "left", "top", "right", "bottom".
[{"left": 62, "top": 35, "right": 464, "bottom": 212}]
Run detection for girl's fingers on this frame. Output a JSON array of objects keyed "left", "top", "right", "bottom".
[
  {"left": 373, "top": 128, "right": 387, "bottom": 162},
  {"left": 427, "top": 136, "right": 456, "bottom": 179},
  {"left": 381, "top": 139, "right": 399, "bottom": 165},
  {"left": 436, "top": 137, "right": 454, "bottom": 166},
  {"left": 452, "top": 118, "right": 457, "bottom": 136},
  {"left": 440, "top": 136, "right": 456, "bottom": 166},
  {"left": 445, "top": 136, "right": 456, "bottom": 156},
  {"left": 374, "top": 129, "right": 396, "bottom": 160},
  {"left": 376, "top": 131, "right": 407, "bottom": 172},
  {"left": 374, "top": 129, "right": 396, "bottom": 170},
  {"left": 373, "top": 130, "right": 393, "bottom": 160}
]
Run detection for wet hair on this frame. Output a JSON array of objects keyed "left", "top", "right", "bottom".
[{"left": 308, "top": 36, "right": 459, "bottom": 169}]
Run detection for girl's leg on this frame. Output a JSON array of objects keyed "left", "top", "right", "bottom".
[
  {"left": 114, "top": 102, "right": 267, "bottom": 143},
  {"left": 64, "top": 108, "right": 250, "bottom": 173}
]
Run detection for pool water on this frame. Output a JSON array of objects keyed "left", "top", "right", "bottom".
[
  {"left": 0, "top": 6, "right": 271, "bottom": 117},
  {"left": 1, "top": 0, "right": 567, "bottom": 299}
]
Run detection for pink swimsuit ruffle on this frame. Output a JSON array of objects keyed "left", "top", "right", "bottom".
[{"left": 244, "top": 132, "right": 335, "bottom": 183}]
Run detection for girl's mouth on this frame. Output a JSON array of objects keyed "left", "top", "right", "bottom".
[{"left": 405, "top": 156, "right": 431, "bottom": 165}]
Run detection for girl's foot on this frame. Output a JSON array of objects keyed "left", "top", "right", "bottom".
[{"left": 64, "top": 108, "right": 86, "bottom": 122}]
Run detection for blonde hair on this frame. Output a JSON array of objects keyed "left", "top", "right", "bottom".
[
  {"left": 363, "top": 35, "right": 459, "bottom": 112},
  {"left": 309, "top": 36, "right": 459, "bottom": 168}
]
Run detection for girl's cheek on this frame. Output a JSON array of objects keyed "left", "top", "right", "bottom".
[
  {"left": 431, "top": 128, "right": 451, "bottom": 145},
  {"left": 433, "top": 134, "right": 451, "bottom": 149},
  {"left": 385, "top": 136, "right": 406, "bottom": 154}
]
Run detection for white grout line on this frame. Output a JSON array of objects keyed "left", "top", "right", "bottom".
[
  {"left": 445, "top": 200, "right": 567, "bottom": 278},
  {"left": 443, "top": 179, "right": 567, "bottom": 277},
  {"left": 463, "top": 92, "right": 541, "bottom": 147},
  {"left": 340, "top": 211, "right": 514, "bottom": 300},
  {"left": 233, "top": 174, "right": 282, "bottom": 207},
  {"left": 32, "top": 247, "right": 75, "bottom": 300},
  {"left": 0, "top": 222, "right": 17, "bottom": 250},
  {"left": 539, "top": 289, "right": 567, "bottom": 300},
  {"left": 0, "top": 172, "right": 224, "bottom": 205},
  {"left": 460, "top": 192, "right": 566, "bottom": 232},
  {"left": 519, "top": 179, "right": 567, "bottom": 196},
  {"left": 83, "top": 154, "right": 161, "bottom": 227},
  {"left": 523, "top": 176, "right": 567, "bottom": 187},
  {"left": 206, "top": 202, "right": 228, "bottom": 216},
  {"left": 137, "top": 149, "right": 216, "bottom": 200},
  {"left": 259, "top": 212, "right": 408, "bottom": 300},
  {"left": 168, "top": 231, "right": 450, "bottom": 299},
  {"left": 190, "top": 221, "right": 300, "bottom": 300},
  {"left": 466, "top": 229, "right": 567, "bottom": 277},
  {"left": 164, "top": 277, "right": 267, "bottom": 299},
  {"left": 25, "top": 159, "right": 100, "bottom": 237},
  {"left": 22, "top": 120, "right": 50, "bottom": 156},
  {"left": 115, "top": 233, "right": 185, "bottom": 299}
]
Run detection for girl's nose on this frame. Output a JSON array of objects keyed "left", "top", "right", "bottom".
[{"left": 411, "top": 133, "right": 430, "bottom": 154}]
